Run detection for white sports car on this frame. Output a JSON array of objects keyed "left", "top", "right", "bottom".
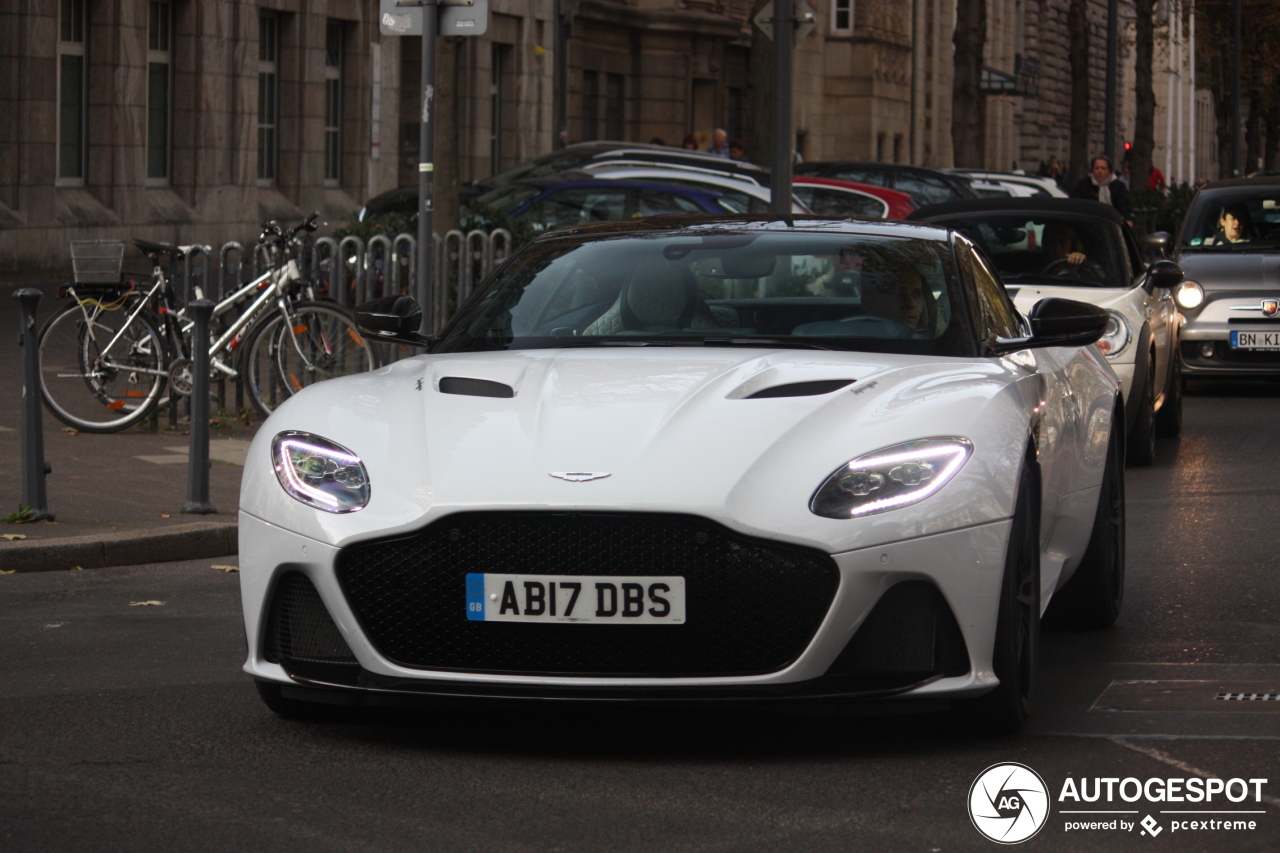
[{"left": 239, "top": 215, "right": 1124, "bottom": 733}]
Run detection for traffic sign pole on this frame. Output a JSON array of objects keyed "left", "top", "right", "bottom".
[
  {"left": 770, "top": 0, "right": 793, "bottom": 217},
  {"left": 415, "top": 0, "right": 438, "bottom": 333}
]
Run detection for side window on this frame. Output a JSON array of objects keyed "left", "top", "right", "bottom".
[
  {"left": 959, "top": 240, "right": 1021, "bottom": 339},
  {"left": 635, "top": 190, "right": 704, "bottom": 216},
  {"left": 892, "top": 173, "right": 955, "bottom": 207},
  {"left": 519, "top": 188, "right": 627, "bottom": 231},
  {"left": 831, "top": 167, "right": 883, "bottom": 185},
  {"left": 808, "top": 188, "right": 888, "bottom": 218}
]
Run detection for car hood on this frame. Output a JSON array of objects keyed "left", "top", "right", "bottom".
[
  {"left": 1177, "top": 251, "right": 1280, "bottom": 290},
  {"left": 1005, "top": 284, "right": 1134, "bottom": 315},
  {"left": 242, "top": 348, "right": 1031, "bottom": 553}
]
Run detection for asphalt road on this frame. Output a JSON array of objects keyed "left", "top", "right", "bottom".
[{"left": 1, "top": 383, "right": 1278, "bottom": 852}]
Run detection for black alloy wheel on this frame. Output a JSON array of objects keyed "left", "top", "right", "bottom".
[
  {"left": 960, "top": 461, "right": 1041, "bottom": 734},
  {"left": 1045, "top": 415, "right": 1126, "bottom": 629},
  {"left": 1127, "top": 356, "right": 1157, "bottom": 466}
]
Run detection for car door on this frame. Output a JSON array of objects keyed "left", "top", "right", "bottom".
[
  {"left": 1125, "top": 224, "right": 1174, "bottom": 398},
  {"left": 960, "top": 238, "right": 1078, "bottom": 557}
]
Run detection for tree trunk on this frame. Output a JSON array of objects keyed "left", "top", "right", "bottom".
[
  {"left": 951, "top": 0, "right": 986, "bottom": 167},
  {"left": 1069, "top": 0, "right": 1091, "bottom": 183},
  {"left": 746, "top": 0, "right": 774, "bottom": 169},
  {"left": 1264, "top": 103, "right": 1280, "bottom": 172},
  {"left": 1131, "top": 0, "right": 1157, "bottom": 192},
  {"left": 1245, "top": 93, "right": 1262, "bottom": 175}
]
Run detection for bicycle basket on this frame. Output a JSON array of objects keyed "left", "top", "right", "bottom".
[{"left": 69, "top": 240, "right": 125, "bottom": 284}]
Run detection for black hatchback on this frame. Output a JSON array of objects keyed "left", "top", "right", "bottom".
[{"left": 794, "top": 162, "right": 978, "bottom": 207}]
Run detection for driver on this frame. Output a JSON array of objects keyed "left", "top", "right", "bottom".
[
  {"left": 1042, "top": 222, "right": 1089, "bottom": 269},
  {"left": 1206, "top": 202, "right": 1253, "bottom": 244},
  {"left": 862, "top": 267, "right": 927, "bottom": 330}
]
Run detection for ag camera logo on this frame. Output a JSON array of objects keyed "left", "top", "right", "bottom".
[{"left": 969, "top": 763, "right": 1051, "bottom": 844}]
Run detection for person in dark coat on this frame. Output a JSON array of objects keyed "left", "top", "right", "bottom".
[{"left": 1071, "top": 155, "right": 1132, "bottom": 224}]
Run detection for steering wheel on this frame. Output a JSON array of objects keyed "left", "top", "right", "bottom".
[{"left": 1042, "top": 257, "right": 1109, "bottom": 283}]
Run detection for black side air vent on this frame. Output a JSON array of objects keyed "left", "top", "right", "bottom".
[
  {"left": 439, "top": 377, "right": 515, "bottom": 398},
  {"left": 747, "top": 379, "right": 855, "bottom": 399}
]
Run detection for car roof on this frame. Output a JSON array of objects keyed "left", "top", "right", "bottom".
[
  {"left": 585, "top": 165, "right": 771, "bottom": 196},
  {"left": 907, "top": 196, "right": 1127, "bottom": 225},
  {"left": 791, "top": 175, "right": 913, "bottom": 200},
  {"left": 529, "top": 213, "right": 954, "bottom": 242},
  {"left": 513, "top": 173, "right": 724, "bottom": 198},
  {"left": 1196, "top": 175, "right": 1280, "bottom": 191},
  {"left": 797, "top": 161, "right": 968, "bottom": 180}
]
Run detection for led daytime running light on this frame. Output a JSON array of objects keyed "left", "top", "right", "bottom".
[
  {"left": 271, "top": 431, "right": 370, "bottom": 513},
  {"left": 810, "top": 438, "right": 973, "bottom": 519},
  {"left": 1175, "top": 281, "right": 1205, "bottom": 310}
]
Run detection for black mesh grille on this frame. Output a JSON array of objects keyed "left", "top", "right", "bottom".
[
  {"left": 336, "top": 512, "right": 840, "bottom": 677},
  {"left": 264, "top": 572, "right": 360, "bottom": 683},
  {"left": 825, "top": 581, "right": 969, "bottom": 689}
]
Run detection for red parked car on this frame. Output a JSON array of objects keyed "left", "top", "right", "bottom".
[{"left": 792, "top": 177, "right": 916, "bottom": 220}]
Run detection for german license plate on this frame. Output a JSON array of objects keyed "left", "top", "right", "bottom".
[
  {"left": 1230, "top": 331, "right": 1280, "bottom": 350},
  {"left": 466, "top": 573, "right": 685, "bottom": 624}
]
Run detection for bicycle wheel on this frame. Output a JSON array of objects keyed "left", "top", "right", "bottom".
[
  {"left": 38, "top": 301, "right": 167, "bottom": 432},
  {"left": 241, "top": 300, "right": 377, "bottom": 417}
]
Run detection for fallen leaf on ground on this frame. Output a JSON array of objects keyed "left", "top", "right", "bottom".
[
  {"left": 71, "top": 566, "right": 84, "bottom": 571},
  {"left": 61, "top": 427, "right": 79, "bottom": 435},
  {"left": 0, "top": 570, "right": 15, "bottom": 575},
  {"left": 160, "top": 514, "right": 170, "bottom": 518},
  {"left": 2, "top": 534, "right": 27, "bottom": 541},
  {"left": 129, "top": 600, "right": 165, "bottom": 606},
  {"left": 211, "top": 565, "right": 239, "bottom": 572}
]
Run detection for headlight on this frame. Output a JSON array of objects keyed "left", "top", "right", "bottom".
[
  {"left": 1096, "top": 310, "right": 1131, "bottom": 358},
  {"left": 810, "top": 438, "right": 973, "bottom": 519},
  {"left": 271, "top": 431, "right": 370, "bottom": 513},
  {"left": 1175, "top": 280, "right": 1205, "bottom": 310}
]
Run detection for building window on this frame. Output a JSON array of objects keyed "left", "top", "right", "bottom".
[
  {"left": 58, "top": 0, "right": 87, "bottom": 181},
  {"left": 324, "top": 20, "right": 343, "bottom": 184},
  {"left": 893, "top": 133, "right": 903, "bottom": 164},
  {"left": 582, "top": 71, "right": 598, "bottom": 142},
  {"left": 257, "top": 11, "right": 279, "bottom": 182},
  {"left": 604, "top": 74, "right": 624, "bottom": 140},
  {"left": 831, "top": 0, "right": 853, "bottom": 35},
  {"left": 147, "top": 1, "right": 172, "bottom": 181}
]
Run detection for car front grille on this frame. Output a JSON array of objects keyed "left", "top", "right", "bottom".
[
  {"left": 335, "top": 512, "right": 840, "bottom": 677},
  {"left": 263, "top": 571, "right": 361, "bottom": 684}
]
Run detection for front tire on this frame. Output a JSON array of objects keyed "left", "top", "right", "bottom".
[
  {"left": 1127, "top": 356, "right": 1157, "bottom": 466},
  {"left": 1045, "top": 418, "right": 1125, "bottom": 628},
  {"left": 959, "top": 461, "right": 1041, "bottom": 735}
]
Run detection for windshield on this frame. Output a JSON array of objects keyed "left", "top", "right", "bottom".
[
  {"left": 930, "top": 214, "right": 1129, "bottom": 287},
  {"left": 1181, "top": 188, "right": 1280, "bottom": 250},
  {"left": 474, "top": 151, "right": 598, "bottom": 192},
  {"left": 435, "top": 231, "right": 977, "bottom": 357}
]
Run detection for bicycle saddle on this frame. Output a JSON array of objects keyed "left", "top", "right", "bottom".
[{"left": 133, "top": 238, "right": 183, "bottom": 258}]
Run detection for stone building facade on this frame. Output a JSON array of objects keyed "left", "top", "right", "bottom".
[{"left": 2, "top": 0, "right": 1208, "bottom": 273}]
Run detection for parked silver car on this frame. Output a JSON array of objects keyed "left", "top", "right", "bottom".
[{"left": 1172, "top": 176, "right": 1280, "bottom": 379}]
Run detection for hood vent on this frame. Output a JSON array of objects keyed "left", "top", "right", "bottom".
[
  {"left": 439, "top": 377, "right": 515, "bottom": 398},
  {"left": 746, "top": 379, "right": 855, "bottom": 399}
]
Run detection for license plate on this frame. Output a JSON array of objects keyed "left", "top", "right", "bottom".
[
  {"left": 466, "top": 573, "right": 685, "bottom": 624},
  {"left": 1230, "top": 330, "right": 1280, "bottom": 350}
]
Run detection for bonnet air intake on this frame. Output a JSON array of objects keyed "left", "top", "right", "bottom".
[
  {"left": 438, "top": 377, "right": 515, "bottom": 398},
  {"left": 263, "top": 572, "right": 361, "bottom": 685},
  {"left": 746, "top": 379, "right": 855, "bottom": 399},
  {"left": 824, "top": 581, "right": 970, "bottom": 690}
]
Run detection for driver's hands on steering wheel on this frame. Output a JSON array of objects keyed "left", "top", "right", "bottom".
[{"left": 1065, "top": 251, "right": 1086, "bottom": 265}]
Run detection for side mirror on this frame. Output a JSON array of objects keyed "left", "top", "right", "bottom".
[
  {"left": 1145, "top": 231, "right": 1172, "bottom": 259},
  {"left": 354, "top": 295, "right": 433, "bottom": 347},
  {"left": 992, "top": 297, "right": 1109, "bottom": 353},
  {"left": 1146, "top": 258, "right": 1184, "bottom": 290}
]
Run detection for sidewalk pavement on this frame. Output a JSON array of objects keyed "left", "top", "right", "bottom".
[{"left": 1, "top": 280, "right": 258, "bottom": 572}]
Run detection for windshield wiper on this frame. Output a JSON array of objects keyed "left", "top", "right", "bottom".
[{"left": 699, "top": 336, "right": 833, "bottom": 350}]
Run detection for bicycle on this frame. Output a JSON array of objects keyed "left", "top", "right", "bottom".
[{"left": 38, "top": 215, "right": 377, "bottom": 432}]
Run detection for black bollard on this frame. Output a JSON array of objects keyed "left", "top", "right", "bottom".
[
  {"left": 13, "top": 289, "right": 54, "bottom": 521},
  {"left": 182, "top": 299, "right": 216, "bottom": 514}
]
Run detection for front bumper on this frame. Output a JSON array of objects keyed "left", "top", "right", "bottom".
[
  {"left": 240, "top": 511, "right": 1009, "bottom": 702},
  {"left": 1179, "top": 296, "right": 1280, "bottom": 376}
]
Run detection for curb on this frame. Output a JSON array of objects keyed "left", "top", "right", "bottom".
[{"left": 0, "top": 522, "right": 238, "bottom": 573}]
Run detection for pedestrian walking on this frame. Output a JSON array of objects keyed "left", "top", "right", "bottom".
[{"left": 1072, "top": 155, "right": 1133, "bottom": 224}]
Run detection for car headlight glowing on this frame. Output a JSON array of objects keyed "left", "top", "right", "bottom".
[
  {"left": 1096, "top": 310, "right": 1131, "bottom": 358},
  {"left": 271, "top": 431, "right": 370, "bottom": 513},
  {"left": 1175, "top": 280, "right": 1205, "bottom": 310},
  {"left": 810, "top": 438, "right": 973, "bottom": 519}
]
